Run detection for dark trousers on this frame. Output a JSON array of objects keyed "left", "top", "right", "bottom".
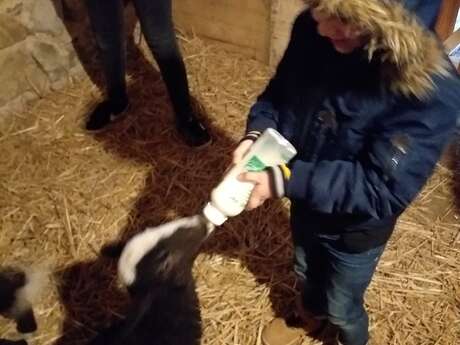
[
  {"left": 291, "top": 214, "right": 386, "bottom": 345},
  {"left": 86, "top": 0, "right": 193, "bottom": 120}
]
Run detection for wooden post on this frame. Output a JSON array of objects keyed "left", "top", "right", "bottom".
[
  {"left": 435, "top": 0, "right": 460, "bottom": 41},
  {"left": 269, "top": 0, "right": 305, "bottom": 68}
]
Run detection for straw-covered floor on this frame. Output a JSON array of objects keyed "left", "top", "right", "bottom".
[{"left": 1, "top": 29, "right": 459, "bottom": 345}]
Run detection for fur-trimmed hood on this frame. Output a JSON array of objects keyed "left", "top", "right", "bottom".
[{"left": 304, "top": 0, "right": 450, "bottom": 100}]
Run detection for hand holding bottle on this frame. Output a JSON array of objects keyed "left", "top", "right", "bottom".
[
  {"left": 203, "top": 129, "right": 297, "bottom": 227},
  {"left": 232, "top": 139, "right": 254, "bottom": 165},
  {"left": 232, "top": 137, "right": 272, "bottom": 210},
  {"left": 238, "top": 170, "right": 273, "bottom": 210}
]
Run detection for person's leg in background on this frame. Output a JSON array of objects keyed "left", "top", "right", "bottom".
[
  {"left": 133, "top": 0, "right": 211, "bottom": 147},
  {"left": 85, "top": 0, "right": 130, "bottom": 131}
]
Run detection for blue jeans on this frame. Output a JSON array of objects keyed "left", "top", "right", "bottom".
[
  {"left": 86, "top": 0, "right": 193, "bottom": 119},
  {"left": 291, "top": 222, "right": 385, "bottom": 345}
]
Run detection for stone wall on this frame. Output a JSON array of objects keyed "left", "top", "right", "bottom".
[{"left": 0, "top": 0, "right": 89, "bottom": 113}]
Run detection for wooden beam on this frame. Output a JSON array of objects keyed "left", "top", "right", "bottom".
[
  {"left": 445, "top": 29, "right": 460, "bottom": 71},
  {"left": 269, "top": 0, "right": 305, "bottom": 68},
  {"left": 435, "top": 0, "right": 460, "bottom": 41}
]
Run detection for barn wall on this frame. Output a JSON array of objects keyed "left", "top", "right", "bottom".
[
  {"left": 173, "top": 0, "right": 306, "bottom": 67},
  {"left": 173, "top": 0, "right": 272, "bottom": 63}
]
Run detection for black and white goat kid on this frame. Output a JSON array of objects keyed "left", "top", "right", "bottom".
[
  {"left": 0, "top": 266, "right": 47, "bottom": 344},
  {"left": 89, "top": 215, "right": 211, "bottom": 345}
]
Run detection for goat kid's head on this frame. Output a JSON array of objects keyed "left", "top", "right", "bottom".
[{"left": 118, "top": 216, "right": 208, "bottom": 296}]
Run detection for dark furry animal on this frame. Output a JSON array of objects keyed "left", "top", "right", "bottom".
[
  {"left": 89, "top": 216, "right": 210, "bottom": 345},
  {"left": 0, "top": 266, "right": 46, "bottom": 345},
  {"left": 0, "top": 267, "right": 45, "bottom": 334},
  {"left": 0, "top": 340, "right": 28, "bottom": 345}
]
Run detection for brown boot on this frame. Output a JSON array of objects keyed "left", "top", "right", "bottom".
[
  {"left": 261, "top": 298, "right": 327, "bottom": 345},
  {"left": 261, "top": 318, "right": 305, "bottom": 345}
]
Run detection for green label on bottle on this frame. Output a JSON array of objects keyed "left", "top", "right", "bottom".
[{"left": 245, "top": 155, "right": 266, "bottom": 172}]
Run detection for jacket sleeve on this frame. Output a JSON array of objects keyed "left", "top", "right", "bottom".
[
  {"left": 285, "top": 94, "right": 459, "bottom": 219},
  {"left": 246, "top": 12, "right": 314, "bottom": 134}
]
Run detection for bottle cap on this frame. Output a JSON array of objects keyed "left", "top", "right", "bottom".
[{"left": 203, "top": 202, "right": 227, "bottom": 226}]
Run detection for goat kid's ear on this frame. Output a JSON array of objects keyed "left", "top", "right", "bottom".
[
  {"left": 136, "top": 250, "right": 181, "bottom": 285},
  {"left": 15, "top": 308, "right": 37, "bottom": 334},
  {"left": 131, "top": 250, "right": 190, "bottom": 292},
  {"left": 163, "top": 256, "right": 195, "bottom": 287},
  {"left": 157, "top": 250, "right": 183, "bottom": 277},
  {"left": 101, "top": 241, "right": 127, "bottom": 259},
  {"left": 0, "top": 339, "right": 28, "bottom": 345}
]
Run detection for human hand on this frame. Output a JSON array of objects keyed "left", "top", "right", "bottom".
[
  {"left": 238, "top": 170, "right": 274, "bottom": 210},
  {"left": 232, "top": 139, "right": 254, "bottom": 165}
]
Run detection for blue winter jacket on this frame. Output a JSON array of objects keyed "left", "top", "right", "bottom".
[{"left": 245, "top": 0, "right": 460, "bottom": 252}]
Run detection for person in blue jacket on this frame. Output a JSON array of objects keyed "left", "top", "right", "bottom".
[{"left": 232, "top": 1, "right": 460, "bottom": 345}]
